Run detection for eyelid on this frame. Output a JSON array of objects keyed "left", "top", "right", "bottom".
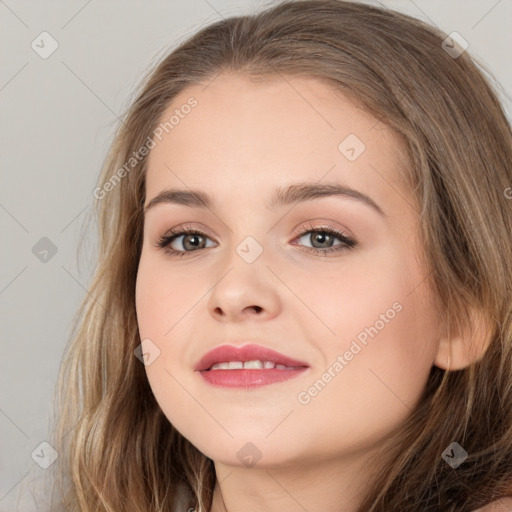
[
  {"left": 156, "top": 222, "right": 216, "bottom": 242},
  {"left": 153, "top": 223, "right": 217, "bottom": 249},
  {"left": 290, "top": 219, "right": 353, "bottom": 240},
  {"left": 290, "top": 221, "right": 357, "bottom": 254}
]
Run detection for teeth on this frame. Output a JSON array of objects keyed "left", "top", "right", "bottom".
[
  {"left": 209, "top": 362, "right": 231, "bottom": 370},
  {"left": 209, "top": 360, "right": 289, "bottom": 370},
  {"left": 243, "top": 360, "right": 263, "bottom": 369}
]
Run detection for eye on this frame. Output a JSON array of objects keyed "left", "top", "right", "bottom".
[
  {"left": 292, "top": 222, "right": 357, "bottom": 256},
  {"left": 155, "top": 225, "right": 216, "bottom": 258},
  {"left": 154, "top": 222, "right": 357, "bottom": 258}
]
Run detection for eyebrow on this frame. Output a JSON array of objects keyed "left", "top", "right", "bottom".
[{"left": 143, "top": 182, "right": 386, "bottom": 217}]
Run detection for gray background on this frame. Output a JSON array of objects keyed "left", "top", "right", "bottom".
[{"left": 1, "top": 1, "right": 510, "bottom": 510}]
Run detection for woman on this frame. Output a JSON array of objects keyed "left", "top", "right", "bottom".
[{"left": 50, "top": 1, "right": 512, "bottom": 510}]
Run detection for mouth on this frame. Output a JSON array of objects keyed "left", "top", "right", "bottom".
[{"left": 194, "top": 343, "right": 310, "bottom": 389}]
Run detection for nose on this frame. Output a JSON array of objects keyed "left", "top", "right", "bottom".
[{"left": 207, "top": 262, "right": 282, "bottom": 323}]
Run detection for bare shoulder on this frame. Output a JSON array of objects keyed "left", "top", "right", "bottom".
[{"left": 474, "top": 497, "right": 512, "bottom": 511}]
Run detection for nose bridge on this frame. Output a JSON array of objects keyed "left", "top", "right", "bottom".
[
  {"left": 234, "top": 234, "right": 266, "bottom": 265},
  {"left": 220, "top": 204, "right": 270, "bottom": 266},
  {"left": 206, "top": 231, "right": 281, "bottom": 321}
]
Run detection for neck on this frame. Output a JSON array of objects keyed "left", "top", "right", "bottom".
[{"left": 209, "top": 448, "right": 382, "bottom": 512}]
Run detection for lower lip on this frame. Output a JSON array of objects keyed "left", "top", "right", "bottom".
[{"left": 198, "top": 367, "right": 309, "bottom": 388}]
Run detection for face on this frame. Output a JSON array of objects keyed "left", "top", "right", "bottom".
[{"left": 135, "top": 71, "right": 442, "bottom": 469}]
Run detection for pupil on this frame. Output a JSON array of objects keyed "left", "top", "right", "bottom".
[
  {"left": 312, "top": 232, "right": 332, "bottom": 248},
  {"left": 184, "top": 234, "right": 204, "bottom": 250}
]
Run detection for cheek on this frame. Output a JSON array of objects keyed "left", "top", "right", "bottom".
[
  {"left": 279, "top": 242, "right": 420, "bottom": 350},
  {"left": 290, "top": 285, "right": 437, "bottom": 457},
  {"left": 134, "top": 253, "right": 204, "bottom": 435},
  {"left": 135, "top": 252, "right": 205, "bottom": 341},
  {"left": 291, "top": 242, "right": 438, "bottom": 415}
]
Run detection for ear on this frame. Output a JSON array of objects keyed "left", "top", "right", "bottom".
[{"left": 434, "top": 306, "right": 493, "bottom": 371}]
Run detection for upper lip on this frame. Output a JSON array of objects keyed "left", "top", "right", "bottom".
[{"left": 194, "top": 343, "right": 310, "bottom": 371}]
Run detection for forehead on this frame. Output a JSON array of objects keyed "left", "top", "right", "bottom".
[{"left": 145, "top": 71, "right": 410, "bottom": 210}]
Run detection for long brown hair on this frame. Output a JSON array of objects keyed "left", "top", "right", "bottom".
[{"left": 49, "top": 1, "right": 512, "bottom": 510}]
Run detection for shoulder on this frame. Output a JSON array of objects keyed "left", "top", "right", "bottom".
[{"left": 474, "top": 497, "right": 512, "bottom": 511}]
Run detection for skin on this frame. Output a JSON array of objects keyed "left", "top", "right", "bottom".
[{"left": 135, "top": 71, "right": 478, "bottom": 511}]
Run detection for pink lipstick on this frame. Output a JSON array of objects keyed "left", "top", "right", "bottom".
[{"left": 194, "top": 343, "right": 309, "bottom": 389}]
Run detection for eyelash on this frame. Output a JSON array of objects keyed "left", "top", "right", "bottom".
[{"left": 155, "top": 222, "right": 357, "bottom": 258}]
